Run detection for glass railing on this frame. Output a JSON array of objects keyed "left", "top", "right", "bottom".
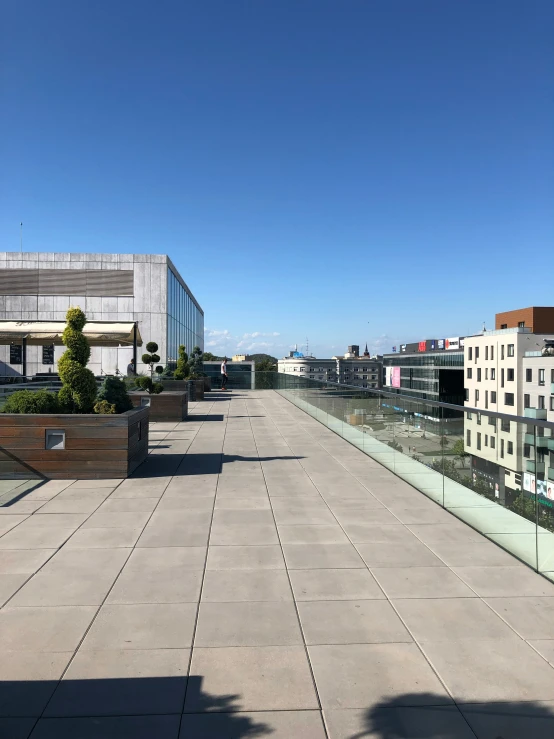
[{"left": 254, "top": 372, "right": 554, "bottom": 581}]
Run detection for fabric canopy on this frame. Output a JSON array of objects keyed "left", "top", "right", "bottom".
[{"left": 0, "top": 321, "right": 142, "bottom": 347}]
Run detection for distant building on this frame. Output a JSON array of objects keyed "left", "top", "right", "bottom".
[
  {"left": 232, "top": 354, "right": 247, "bottom": 362},
  {"left": 496, "top": 306, "right": 554, "bottom": 333},
  {"left": 278, "top": 344, "right": 382, "bottom": 389}
]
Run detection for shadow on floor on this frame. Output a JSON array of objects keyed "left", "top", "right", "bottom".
[
  {"left": 0, "top": 675, "right": 272, "bottom": 738},
  {"left": 352, "top": 693, "right": 554, "bottom": 738},
  {"left": 132, "top": 452, "right": 303, "bottom": 478}
]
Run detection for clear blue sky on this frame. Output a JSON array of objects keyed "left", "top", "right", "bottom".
[{"left": 1, "top": 0, "right": 553, "bottom": 358}]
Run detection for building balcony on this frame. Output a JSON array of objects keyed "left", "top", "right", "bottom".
[
  {"left": 524, "top": 408, "right": 548, "bottom": 420},
  {"left": 526, "top": 459, "right": 546, "bottom": 475},
  {"left": 524, "top": 432, "right": 550, "bottom": 450}
]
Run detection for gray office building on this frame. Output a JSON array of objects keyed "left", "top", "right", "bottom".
[{"left": 0, "top": 252, "right": 204, "bottom": 377}]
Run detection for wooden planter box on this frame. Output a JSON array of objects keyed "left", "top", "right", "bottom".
[
  {"left": 129, "top": 391, "right": 188, "bottom": 421},
  {"left": 0, "top": 407, "right": 149, "bottom": 480},
  {"left": 188, "top": 379, "right": 205, "bottom": 401}
]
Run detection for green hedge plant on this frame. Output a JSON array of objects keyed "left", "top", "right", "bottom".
[
  {"left": 3, "top": 389, "right": 61, "bottom": 414},
  {"left": 95, "top": 377, "right": 133, "bottom": 414},
  {"left": 57, "top": 307, "right": 98, "bottom": 413}
]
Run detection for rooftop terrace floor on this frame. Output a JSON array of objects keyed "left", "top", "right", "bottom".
[{"left": 1, "top": 391, "right": 554, "bottom": 737}]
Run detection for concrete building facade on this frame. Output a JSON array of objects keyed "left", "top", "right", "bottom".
[{"left": 0, "top": 252, "right": 203, "bottom": 377}]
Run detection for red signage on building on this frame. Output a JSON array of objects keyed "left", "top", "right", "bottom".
[{"left": 418, "top": 341, "right": 426, "bottom": 352}]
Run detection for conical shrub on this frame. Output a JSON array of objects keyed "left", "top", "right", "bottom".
[{"left": 57, "top": 307, "right": 98, "bottom": 413}]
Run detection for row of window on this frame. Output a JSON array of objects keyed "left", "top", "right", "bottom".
[
  {"left": 466, "top": 429, "right": 514, "bottom": 456},
  {"left": 468, "top": 344, "right": 515, "bottom": 362},
  {"left": 524, "top": 395, "right": 554, "bottom": 411},
  {"left": 526, "top": 368, "right": 554, "bottom": 385}
]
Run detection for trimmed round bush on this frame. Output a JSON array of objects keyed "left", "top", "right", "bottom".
[
  {"left": 96, "top": 377, "right": 133, "bottom": 414},
  {"left": 3, "top": 389, "right": 61, "bottom": 414}
]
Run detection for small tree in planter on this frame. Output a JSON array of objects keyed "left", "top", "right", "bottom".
[
  {"left": 173, "top": 345, "right": 190, "bottom": 380},
  {"left": 188, "top": 345, "right": 205, "bottom": 379},
  {"left": 95, "top": 376, "right": 133, "bottom": 414},
  {"left": 58, "top": 307, "right": 98, "bottom": 413},
  {"left": 135, "top": 376, "right": 164, "bottom": 394},
  {"left": 142, "top": 341, "right": 161, "bottom": 379}
]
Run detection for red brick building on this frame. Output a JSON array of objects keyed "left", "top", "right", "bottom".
[{"left": 495, "top": 307, "right": 554, "bottom": 333}]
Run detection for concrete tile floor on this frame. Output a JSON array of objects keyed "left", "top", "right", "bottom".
[{"left": 1, "top": 390, "right": 554, "bottom": 737}]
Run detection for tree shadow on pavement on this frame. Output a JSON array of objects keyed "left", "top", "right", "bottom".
[{"left": 346, "top": 693, "right": 554, "bottom": 738}]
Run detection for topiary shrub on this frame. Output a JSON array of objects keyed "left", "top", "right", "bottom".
[
  {"left": 57, "top": 307, "right": 98, "bottom": 413},
  {"left": 96, "top": 377, "right": 133, "bottom": 414},
  {"left": 94, "top": 399, "right": 116, "bottom": 414},
  {"left": 135, "top": 376, "right": 164, "bottom": 395},
  {"left": 141, "top": 341, "right": 160, "bottom": 379},
  {"left": 3, "top": 389, "right": 61, "bottom": 414},
  {"left": 188, "top": 345, "right": 205, "bottom": 379},
  {"left": 173, "top": 345, "right": 189, "bottom": 380}
]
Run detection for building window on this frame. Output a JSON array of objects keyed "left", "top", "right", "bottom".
[
  {"left": 525, "top": 368, "right": 532, "bottom": 382},
  {"left": 501, "top": 323, "right": 507, "bottom": 329},
  {"left": 518, "top": 321, "right": 525, "bottom": 328},
  {"left": 485, "top": 435, "right": 488, "bottom": 447},
  {"left": 491, "top": 368, "right": 495, "bottom": 380},
  {"left": 504, "top": 393, "right": 515, "bottom": 406},
  {"left": 550, "top": 397, "right": 554, "bottom": 412},
  {"left": 501, "top": 368, "right": 504, "bottom": 387},
  {"left": 468, "top": 347, "right": 473, "bottom": 361},
  {"left": 551, "top": 369, "right": 554, "bottom": 383},
  {"left": 500, "top": 438, "right": 504, "bottom": 458},
  {"left": 485, "top": 346, "right": 489, "bottom": 361},
  {"left": 475, "top": 347, "right": 479, "bottom": 361},
  {"left": 524, "top": 394, "right": 530, "bottom": 408},
  {"left": 490, "top": 436, "right": 496, "bottom": 449},
  {"left": 501, "top": 419, "right": 510, "bottom": 433},
  {"left": 477, "top": 432, "right": 482, "bottom": 450},
  {"left": 523, "top": 443, "right": 531, "bottom": 458},
  {"left": 507, "top": 344, "right": 515, "bottom": 357},
  {"left": 491, "top": 346, "right": 494, "bottom": 360},
  {"left": 491, "top": 391, "right": 497, "bottom": 403},
  {"left": 507, "top": 368, "right": 514, "bottom": 381},
  {"left": 465, "top": 389, "right": 469, "bottom": 401},
  {"left": 501, "top": 345, "right": 505, "bottom": 360},
  {"left": 466, "top": 430, "right": 471, "bottom": 446},
  {"left": 477, "top": 413, "right": 481, "bottom": 425},
  {"left": 477, "top": 368, "right": 482, "bottom": 382},
  {"left": 485, "top": 368, "right": 488, "bottom": 380},
  {"left": 507, "top": 441, "right": 514, "bottom": 455},
  {"left": 539, "top": 369, "right": 545, "bottom": 386},
  {"left": 467, "top": 368, "right": 472, "bottom": 379},
  {"left": 475, "top": 389, "right": 479, "bottom": 404},
  {"left": 538, "top": 396, "right": 545, "bottom": 410},
  {"left": 466, "top": 412, "right": 472, "bottom": 420}
]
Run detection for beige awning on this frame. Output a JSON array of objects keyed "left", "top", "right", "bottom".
[{"left": 0, "top": 321, "right": 142, "bottom": 347}]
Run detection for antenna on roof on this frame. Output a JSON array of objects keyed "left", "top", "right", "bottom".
[{"left": 482, "top": 322, "right": 487, "bottom": 332}]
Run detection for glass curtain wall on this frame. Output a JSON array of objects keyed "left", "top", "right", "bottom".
[{"left": 166, "top": 268, "right": 204, "bottom": 364}]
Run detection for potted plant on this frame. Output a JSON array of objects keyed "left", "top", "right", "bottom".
[
  {"left": 128, "top": 347, "right": 188, "bottom": 421},
  {"left": 0, "top": 308, "right": 149, "bottom": 479}
]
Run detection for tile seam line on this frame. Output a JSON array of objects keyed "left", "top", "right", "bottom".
[
  {"left": 24, "top": 419, "right": 202, "bottom": 733},
  {"left": 253, "top": 392, "right": 330, "bottom": 737},
  {"left": 177, "top": 396, "right": 230, "bottom": 731},
  {"left": 270, "top": 390, "right": 481, "bottom": 737}
]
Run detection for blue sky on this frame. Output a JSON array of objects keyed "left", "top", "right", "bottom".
[{"left": 1, "top": 1, "right": 553, "bottom": 358}]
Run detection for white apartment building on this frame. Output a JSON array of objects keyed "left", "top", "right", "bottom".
[
  {"left": 278, "top": 348, "right": 382, "bottom": 388},
  {"left": 464, "top": 328, "right": 554, "bottom": 501}
]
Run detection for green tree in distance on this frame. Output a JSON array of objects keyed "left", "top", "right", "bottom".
[{"left": 451, "top": 438, "right": 469, "bottom": 468}]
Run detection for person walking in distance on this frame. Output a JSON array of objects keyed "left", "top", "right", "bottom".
[{"left": 221, "top": 357, "right": 229, "bottom": 390}]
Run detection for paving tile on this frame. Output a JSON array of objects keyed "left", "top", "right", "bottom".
[
  {"left": 389, "top": 506, "right": 455, "bottom": 524},
  {"left": 214, "top": 496, "right": 271, "bottom": 510},
  {"left": 289, "top": 568, "right": 384, "bottom": 601},
  {"left": 30, "top": 715, "right": 181, "bottom": 738},
  {"left": 426, "top": 540, "right": 522, "bottom": 567},
  {"left": 45, "top": 649, "right": 189, "bottom": 717},
  {"left": 0, "top": 516, "right": 28, "bottom": 536},
  {"left": 323, "top": 496, "right": 385, "bottom": 509},
  {"left": 0, "top": 651, "right": 71, "bottom": 717},
  {"left": 212, "top": 509, "right": 274, "bottom": 524},
  {"left": 324, "top": 706, "right": 475, "bottom": 739},
  {"left": 485, "top": 597, "right": 554, "bottom": 639},
  {"left": 207, "top": 545, "right": 285, "bottom": 570},
  {"left": 272, "top": 507, "right": 337, "bottom": 525},
  {"left": 180, "top": 710, "right": 326, "bottom": 738},
  {"left": 0, "top": 718, "right": 36, "bottom": 739},
  {"left": 65, "top": 527, "right": 142, "bottom": 548},
  {"left": 340, "top": 523, "right": 417, "bottom": 544},
  {"left": 278, "top": 524, "right": 350, "bottom": 544},
  {"left": 0, "top": 501, "right": 46, "bottom": 515},
  {"left": 283, "top": 543, "right": 365, "bottom": 569},
  {"left": 81, "top": 603, "right": 197, "bottom": 650},
  {"left": 530, "top": 640, "right": 554, "bottom": 666},
  {"left": 107, "top": 563, "right": 202, "bottom": 604},
  {"left": 137, "top": 513, "right": 209, "bottom": 546},
  {"left": 36, "top": 498, "right": 105, "bottom": 514},
  {"left": 95, "top": 497, "right": 159, "bottom": 513},
  {"left": 209, "top": 523, "right": 279, "bottom": 545},
  {"left": 421, "top": 638, "right": 554, "bottom": 702},
  {"left": 9, "top": 548, "right": 130, "bottom": 606},
  {"left": 356, "top": 540, "right": 444, "bottom": 568},
  {"left": 298, "top": 600, "right": 412, "bottom": 645},
  {"left": 407, "top": 522, "right": 486, "bottom": 544},
  {"left": 195, "top": 601, "right": 303, "bottom": 647},
  {"left": 185, "top": 646, "right": 319, "bottom": 712},
  {"left": 460, "top": 701, "right": 554, "bottom": 739},
  {"left": 0, "top": 573, "right": 28, "bottom": 606},
  {"left": 202, "top": 569, "right": 292, "bottom": 602},
  {"left": 0, "top": 606, "right": 96, "bottom": 651},
  {"left": 0, "top": 549, "right": 56, "bottom": 574},
  {"left": 82, "top": 511, "right": 151, "bottom": 529},
  {"left": 309, "top": 643, "right": 451, "bottom": 709},
  {"left": 156, "top": 496, "right": 215, "bottom": 511},
  {"left": 0, "top": 527, "right": 74, "bottom": 549},
  {"left": 16, "top": 513, "right": 89, "bottom": 528},
  {"left": 452, "top": 566, "right": 554, "bottom": 597},
  {"left": 371, "top": 567, "right": 477, "bottom": 599},
  {"left": 332, "top": 508, "right": 401, "bottom": 525},
  {"left": 393, "top": 598, "right": 517, "bottom": 641}
]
